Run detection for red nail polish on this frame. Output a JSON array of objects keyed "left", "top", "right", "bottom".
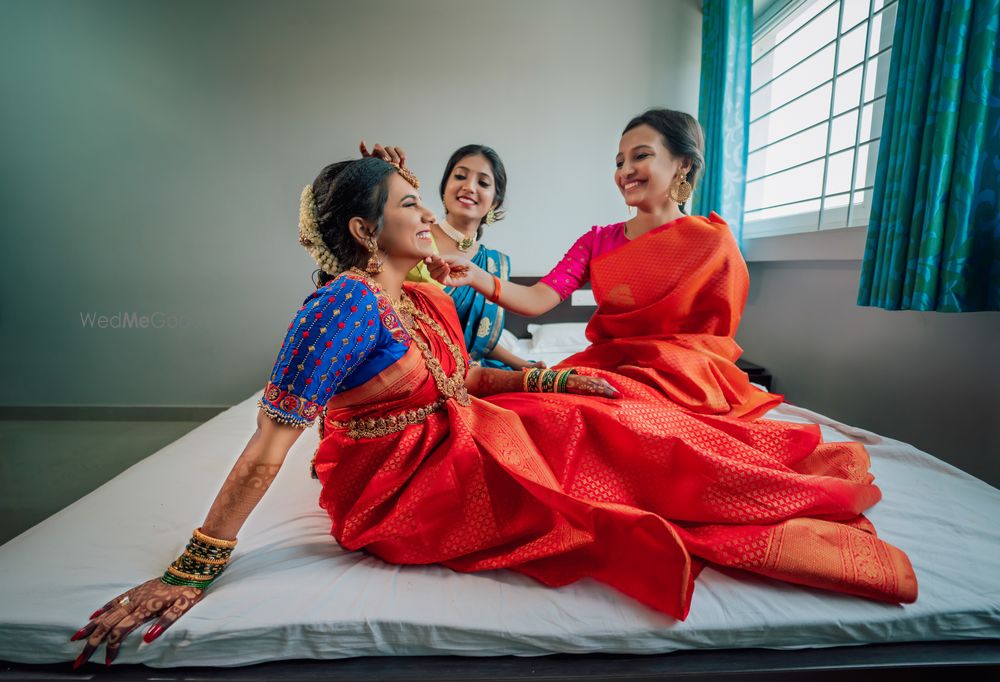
[
  {"left": 72, "top": 652, "right": 86, "bottom": 670},
  {"left": 143, "top": 625, "right": 163, "bottom": 643},
  {"left": 105, "top": 652, "right": 115, "bottom": 667},
  {"left": 70, "top": 627, "right": 88, "bottom": 642},
  {"left": 89, "top": 609, "right": 102, "bottom": 619}
]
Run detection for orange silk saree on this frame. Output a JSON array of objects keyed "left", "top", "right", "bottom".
[{"left": 313, "top": 280, "right": 916, "bottom": 620}]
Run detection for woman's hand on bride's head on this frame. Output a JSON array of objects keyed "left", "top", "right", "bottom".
[
  {"left": 359, "top": 140, "right": 407, "bottom": 167},
  {"left": 71, "top": 578, "right": 205, "bottom": 668},
  {"left": 426, "top": 254, "right": 480, "bottom": 288}
]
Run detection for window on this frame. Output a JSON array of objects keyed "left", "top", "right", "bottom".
[{"left": 743, "top": 0, "right": 897, "bottom": 239}]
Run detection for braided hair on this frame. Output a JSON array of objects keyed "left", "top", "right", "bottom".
[{"left": 310, "top": 157, "right": 397, "bottom": 286}]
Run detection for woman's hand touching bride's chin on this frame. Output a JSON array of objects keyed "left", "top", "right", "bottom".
[{"left": 425, "top": 254, "right": 482, "bottom": 289}]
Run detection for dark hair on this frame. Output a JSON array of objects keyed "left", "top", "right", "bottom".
[
  {"left": 310, "top": 157, "right": 396, "bottom": 286},
  {"left": 622, "top": 109, "right": 705, "bottom": 212},
  {"left": 439, "top": 144, "right": 507, "bottom": 240}
]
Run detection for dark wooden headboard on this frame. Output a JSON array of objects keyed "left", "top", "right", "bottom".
[{"left": 504, "top": 277, "right": 595, "bottom": 338}]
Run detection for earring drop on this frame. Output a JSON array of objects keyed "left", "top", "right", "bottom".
[
  {"left": 670, "top": 170, "right": 692, "bottom": 204},
  {"left": 365, "top": 236, "right": 383, "bottom": 275}
]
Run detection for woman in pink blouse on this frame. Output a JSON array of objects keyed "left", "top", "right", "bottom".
[{"left": 429, "top": 108, "right": 782, "bottom": 419}]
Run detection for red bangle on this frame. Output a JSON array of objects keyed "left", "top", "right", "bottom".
[{"left": 488, "top": 275, "right": 502, "bottom": 304}]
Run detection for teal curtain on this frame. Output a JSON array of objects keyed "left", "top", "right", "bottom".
[
  {"left": 858, "top": 0, "right": 1000, "bottom": 311},
  {"left": 693, "top": 0, "right": 753, "bottom": 243}
]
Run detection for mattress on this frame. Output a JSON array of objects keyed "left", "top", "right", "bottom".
[{"left": 1, "top": 364, "right": 998, "bottom": 666}]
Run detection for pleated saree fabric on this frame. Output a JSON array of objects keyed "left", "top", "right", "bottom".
[{"left": 310, "top": 265, "right": 916, "bottom": 620}]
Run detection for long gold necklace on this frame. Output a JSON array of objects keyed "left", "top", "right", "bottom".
[
  {"left": 437, "top": 219, "right": 478, "bottom": 252},
  {"left": 349, "top": 268, "right": 469, "bottom": 406},
  {"left": 397, "top": 297, "right": 470, "bottom": 406}
]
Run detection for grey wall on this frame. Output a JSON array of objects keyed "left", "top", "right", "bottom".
[
  {"left": 0, "top": 0, "right": 702, "bottom": 407},
  {"left": 737, "top": 260, "right": 1000, "bottom": 487}
]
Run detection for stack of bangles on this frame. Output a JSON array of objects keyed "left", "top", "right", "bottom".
[
  {"left": 522, "top": 367, "right": 577, "bottom": 393},
  {"left": 160, "top": 527, "right": 237, "bottom": 589}
]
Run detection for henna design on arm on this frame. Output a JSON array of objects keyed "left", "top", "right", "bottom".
[
  {"left": 464, "top": 366, "right": 525, "bottom": 397},
  {"left": 200, "top": 410, "right": 300, "bottom": 539},
  {"left": 202, "top": 459, "right": 282, "bottom": 533},
  {"left": 566, "top": 374, "right": 620, "bottom": 399}
]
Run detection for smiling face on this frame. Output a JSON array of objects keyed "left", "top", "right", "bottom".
[
  {"left": 615, "top": 124, "right": 689, "bottom": 211},
  {"left": 373, "top": 173, "right": 437, "bottom": 261},
  {"left": 441, "top": 154, "right": 498, "bottom": 223}
]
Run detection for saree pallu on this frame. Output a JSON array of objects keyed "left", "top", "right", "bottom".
[
  {"left": 313, "top": 284, "right": 917, "bottom": 619},
  {"left": 446, "top": 245, "right": 510, "bottom": 368},
  {"left": 560, "top": 212, "right": 781, "bottom": 419}
]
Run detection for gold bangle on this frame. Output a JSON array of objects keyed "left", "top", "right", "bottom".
[
  {"left": 193, "top": 527, "right": 238, "bottom": 550},
  {"left": 167, "top": 565, "right": 223, "bottom": 582},
  {"left": 182, "top": 550, "right": 230, "bottom": 566}
]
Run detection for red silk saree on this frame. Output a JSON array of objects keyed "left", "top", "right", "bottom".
[
  {"left": 561, "top": 212, "right": 781, "bottom": 419},
  {"left": 313, "top": 277, "right": 916, "bottom": 620}
]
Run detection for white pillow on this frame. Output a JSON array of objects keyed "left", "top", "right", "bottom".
[
  {"left": 526, "top": 323, "right": 589, "bottom": 352},
  {"left": 496, "top": 329, "right": 520, "bottom": 351}
]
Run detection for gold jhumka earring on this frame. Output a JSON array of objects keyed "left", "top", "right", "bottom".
[{"left": 365, "top": 236, "right": 384, "bottom": 275}]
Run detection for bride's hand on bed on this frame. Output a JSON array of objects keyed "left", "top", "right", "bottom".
[
  {"left": 565, "top": 375, "right": 620, "bottom": 399},
  {"left": 70, "top": 578, "right": 204, "bottom": 668}
]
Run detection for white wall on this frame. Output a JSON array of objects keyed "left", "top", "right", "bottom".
[{"left": 0, "top": 0, "right": 703, "bottom": 406}]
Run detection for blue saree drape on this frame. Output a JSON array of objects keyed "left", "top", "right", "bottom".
[{"left": 445, "top": 245, "right": 511, "bottom": 368}]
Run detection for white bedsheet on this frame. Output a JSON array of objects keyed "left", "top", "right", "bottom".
[{"left": 1, "top": 392, "right": 998, "bottom": 667}]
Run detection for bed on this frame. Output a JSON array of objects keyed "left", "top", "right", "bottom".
[{"left": 1, "top": 313, "right": 999, "bottom": 679}]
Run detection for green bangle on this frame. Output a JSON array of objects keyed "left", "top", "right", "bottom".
[
  {"left": 160, "top": 572, "right": 214, "bottom": 589},
  {"left": 556, "top": 369, "right": 576, "bottom": 393},
  {"left": 525, "top": 368, "right": 542, "bottom": 393},
  {"left": 540, "top": 370, "right": 558, "bottom": 393}
]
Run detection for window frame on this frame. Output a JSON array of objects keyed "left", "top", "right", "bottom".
[{"left": 742, "top": 0, "right": 897, "bottom": 244}]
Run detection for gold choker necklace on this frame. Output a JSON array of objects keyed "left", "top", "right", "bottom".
[{"left": 438, "top": 219, "right": 477, "bottom": 252}]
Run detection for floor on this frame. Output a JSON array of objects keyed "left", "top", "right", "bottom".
[{"left": 0, "top": 420, "right": 205, "bottom": 545}]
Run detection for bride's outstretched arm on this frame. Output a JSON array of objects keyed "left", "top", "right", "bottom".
[
  {"left": 465, "top": 366, "right": 619, "bottom": 399},
  {"left": 200, "top": 410, "right": 301, "bottom": 538},
  {"left": 71, "top": 410, "right": 303, "bottom": 668}
]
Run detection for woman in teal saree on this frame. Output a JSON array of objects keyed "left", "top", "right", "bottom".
[{"left": 395, "top": 143, "right": 540, "bottom": 370}]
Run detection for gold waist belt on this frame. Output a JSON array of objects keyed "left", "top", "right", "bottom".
[{"left": 330, "top": 398, "right": 446, "bottom": 439}]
